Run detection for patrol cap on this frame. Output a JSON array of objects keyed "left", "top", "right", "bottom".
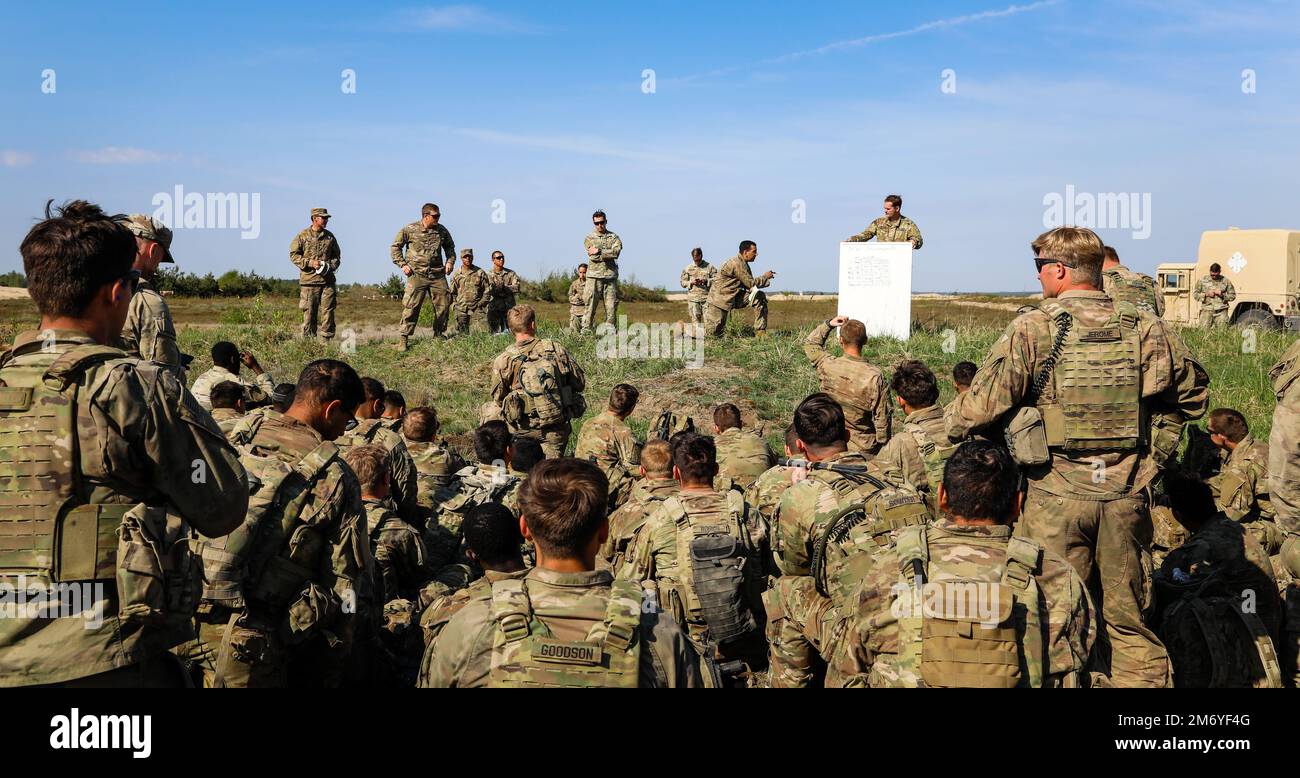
[
  {"left": 461, "top": 248, "right": 474, "bottom": 258},
  {"left": 120, "top": 214, "right": 175, "bottom": 263},
  {"left": 311, "top": 207, "right": 331, "bottom": 219}
]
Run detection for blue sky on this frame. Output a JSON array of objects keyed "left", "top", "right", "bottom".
[{"left": 2, "top": 0, "right": 1298, "bottom": 293}]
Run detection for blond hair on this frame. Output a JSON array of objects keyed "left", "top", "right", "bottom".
[{"left": 1031, "top": 227, "right": 1103, "bottom": 287}]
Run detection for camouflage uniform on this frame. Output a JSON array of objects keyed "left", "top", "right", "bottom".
[
  {"left": 209, "top": 407, "right": 245, "bottom": 437},
  {"left": 119, "top": 277, "right": 183, "bottom": 379},
  {"left": 581, "top": 230, "right": 623, "bottom": 332},
  {"left": 714, "top": 427, "right": 776, "bottom": 489},
  {"left": 746, "top": 464, "right": 796, "bottom": 526},
  {"left": 803, "top": 321, "right": 893, "bottom": 454},
  {"left": 415, "top": 567, "right": 529, "bottom": 685},
  {"left": 834, "top": 520, "right": 1096, "bottom": 687},
  {"left": 574, "top": 410, "right": 642, "bottom": 508},
  {"left": 450, "top": 261, "right": 491, "bottom": 335},
  {"left": 486, "top": 266, "right": 520, "bottom": 333},
  {"left": 1270, "top": 341, "right": 1300, "bottom": 684},
  {"left": 599, "top": 476, "right": 680, "bottom": 573},
  {"left": 680, "top": 260, "right": 716, "bottom": 326},
  {"left": 945, "top": 289, "right": 1210, "bottom": 687},
  {"left": 404, "top": 438, "right": 466, "bottom": 513},
  {"left": 196, "top": 408, "right": 370, "bottom": 688},
  {"left": 705, "top": 254, "right": 770, "bottom": 336},
  {"left": 289, "top": 223, "right": 341, "bottom": 340},
  {"left": 336, "top": 419, "right": 422, "bottom": 526},
  {"left": 392, "top": 221, "right": 456, "bottom": 337},
  {"left": 364, "top": 498, "right": 434, "bottom": 606},
  {"left": 1194, "top": 276, "right": 1236, "bottom": 328},
  {"left": 1103, "top": 265, "right": 1164, "bottom": 316},
  {"left": 189, "top": 364, "right": 275, "bottom": 410},
  {"left": 874, "top": 404, "right": 950, "bottom": 497},
  {"left": 490, "top": 336, "right": 587, "bottom": 458},
  {"left": 567, "top": 277, "right": 587, "bottom": 332},
  {"left": 432, "top": 464, "right": 523, "bottom": 538},
  {"left": 422, "top": 567, "right": 706, "bottom": 687},
  {"left": 1209, "top": 435, "right": 1280, "bottom": 554},
  {"left": 0, "top": 329, "right": 248, "bottom": 687},
  {"left": 846, "top": 215, "right": 923, "bottom": 248}
]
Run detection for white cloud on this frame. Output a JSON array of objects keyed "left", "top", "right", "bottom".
[
  {"left": 70, "top": 147, "right": 176, "bottom": 164},
  {"left": 0, "top": 150, "right": 34, "bottom": 167},
  {"left": 400, "top": 5, "right": 540, "bottom": 33}
]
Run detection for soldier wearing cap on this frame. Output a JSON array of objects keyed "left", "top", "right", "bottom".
[
  {"left": 117, "top": 214, "right": 184, "bottom": 379},
  {"left": 289, "top": 207, "right": 342, "bottom": 341},
  {"left": 451, "top": 248, "right": 491, "bottom": 335}
]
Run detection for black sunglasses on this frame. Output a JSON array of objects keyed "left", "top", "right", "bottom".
[{"left": 1034, "top": 257, "right": 1076, "bottom": 272}]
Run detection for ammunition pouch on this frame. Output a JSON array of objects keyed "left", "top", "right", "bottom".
[
  {"left": 1148, "top": 413, "right": 1184, "bottom": 468},
  {"left": 1003, "top": 406, "right": 1050, "bottom": 467},
  {"left": 286, "top": 581, "right": 343, "bottom": 646},
  {"left": 115, "top": 504, "right": 202, "bottom": 628},
  {"left": 690, "top": 531, "right": 757, "bottom": 646}
]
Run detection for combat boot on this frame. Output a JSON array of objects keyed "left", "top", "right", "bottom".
[
  {"left": 755, "top": 330, "right": 768, "bottom": 339},
  {"left": 398, "top": 336, "right": 408, "bottom": 352}
]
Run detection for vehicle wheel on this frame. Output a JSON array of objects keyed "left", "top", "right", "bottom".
[{"left": 1235, "top": 308, "right": 1280, "bottom": 331}]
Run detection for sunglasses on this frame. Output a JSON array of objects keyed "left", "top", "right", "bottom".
[
  {"left": 1034, "top": 257, "right": 1076, "bottom": 272},
  {"left": 593, "top": 220, "right": 607, "bottom": 226}
]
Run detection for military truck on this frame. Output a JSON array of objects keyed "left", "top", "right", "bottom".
[{"left": 1157, "top": 229, "right": 1300, "bottom": 330}]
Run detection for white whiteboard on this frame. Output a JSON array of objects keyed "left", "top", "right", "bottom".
[{"left": 837, "top": 241, "right": 912, "bottom": 340}]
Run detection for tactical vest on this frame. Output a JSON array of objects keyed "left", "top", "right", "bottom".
[
  {"left": 0, "top": 344, "right": 200, "bottom": 627},
  {"left": 433, "top": 466, "right": 518, "bottom": 537},
  {"left": 886, "top": 526, "right": 1046, "bottom": 688},
  {"left": 1104, "top": 268, "right": 1160, "bottom": 315},
  {"left": 408, "top": 442, "right": 460, "bottom": 497},
  {"left": 502, "top": 341, "right": 584, "bottom": 430},
  {"left": 656, "top": 492, "right": 759, "bottom": 647},
  {"left": 905, "top": 422, "right": 958, "bottom": 494},
  {"left": 487, "top": 577, "right": 642, "bottom": 688},
  {"left": 1036, "top": 300, "right": 1143, "bottom": 451},
  {"left": 811, "top": 476, "right": 931, "bottom": 602}
]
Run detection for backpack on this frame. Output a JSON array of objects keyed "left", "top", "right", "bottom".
[
  {"left": 488, "top": 577, "right": 642, "bottom": 688},
  {"left": 501, "top": 341, "right": 584, "bottom": 430},
  {"left": 904, "top": 421, "right": 959, "bottom": 497},
  {"left": 884, "top": 526, "right": 1047, "bottom": 688},
  {"left": 431, "top": 465, "right": 519, "bottom": 538}
]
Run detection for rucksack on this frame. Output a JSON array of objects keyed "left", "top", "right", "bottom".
[
  {"left": 487, "top": 577, "right": 642, "bottom": 688},
  {"left": 432, "top": 465, "right": 519, "bottom": 538},
  {"left": 501, "top": 340, "right": 584, "bottom": 430}
]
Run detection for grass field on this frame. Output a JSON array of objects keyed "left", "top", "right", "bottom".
[{"left": 0, "top": 289, "right": 1290, "bottom": 449}]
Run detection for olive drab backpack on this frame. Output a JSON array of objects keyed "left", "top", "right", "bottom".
[
  {"left": 431, "top": 465, "right": 518, "bottom": 537},
  {"left": 1104, "top": 268, "right": 1161, "bottom": 316},
  {"left": 487, "top": 577, "right": 642, "bottom": 688},
  {"left": 502, "top": 340, "right": 584, "bottom": 431},
  {"left": 657, "top": 491, "right": 759, "bottom": 647},
  {"left": 885, "top": 525, "right": 1047, "bottom": 689},
  {"left": 0, "top": 344, "right": 202, "bottom": 628}
]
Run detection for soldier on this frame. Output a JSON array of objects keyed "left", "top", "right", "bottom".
[
  {"left": 834, "top": 441, "right": 1096, "bottom": 687},
  {"left": 490, "top": 304, "right": 587, "bottom": 458},
  {"left": 335, "top": 377, "right": 422, "bottom": 525},
  {"left": 423, "top": 458, "right": 708, "bottom": 687},
  {"left": 510, "top": 436, "right": 546, "bottom": 480},
  {"left": 345, "top": 445, "right": 434, "bottom": 607},
  {"left": 712, "top": 403, "right": 775, "bottom": 489},
  {"left": 945, "top": 226, "right": 1210, "bottom": 688},
  {"left": 289, "top": 207, "right": 341, "bottom": 342},
  {"left": 392, "top": 203, "right": 456, "bottom": 351},
  {"left": 0, "top": 199, "right": 247, "bottom": 688},
  {"left": 381, "top": 390, "right": 406, "bottom": 432},
  {"left": 803, "top": 315, "right": 892, "bottom": 454},
  {"left": 1206, "top": 408, "right": 1280, "bottom": 554},
  {"left": 574, "top": 383, "right": 643, "bottom": 509},
  {"left": 746, "top": 424, "right": 801, "bottom": 526},
  {"left": 451, "top": 248, "right": 491, "bottom": 335},
  {"left": 845, "top": 194, "right": 922, "bottom": 249},
  {"left": 567, "top": 263, "right": 588, "bottom": 332},
  {"left": 198, "top": 359, "right": 371, "bottom": 688},
  {"left": 952, "top": 361, "right": 976, "bottom": 394},
  {"left": 1194, "top": 263, "right": 1236, "bottom": 328},
  {"left": 402, "top": 406, "right": 466, "bottom": 510},
  {"left": 680, "top": 247, "right": 716, "bottom": 327},
  {"left": 116, "top": 214, "right": 182, "bottom": 378},
  {"left": 190, "top": 341, "right": 275, "bottom": 410},
  {"left": 705, "top": 240, "right": 774, "bottom": 338},
  {"left": 1103, "top": 245, "right": 1163, "bottom": 316},
  {"left": 271, "top": 382, "right": 296, "bottom": 413},
  {"left": 486, "top": 250, "right": 520, "bottom": 334},
  {"left": 433, "top": 421, "right": 524, "bottom": 540},
  {"left": 599, "top": 439, "right": 679, "bottom": 573},
  {"left": 209, "top": 380, "right": 247, "bottom": 436},
  {"left": 581, "top": 210, "right": 623, "bottom": 334},
  {"left": 416, "top": 503, "right": 529, "bottom": 685},
  {"left": 620, "top": 433, "right": 768, "bottom": 685},
  {"left": 875, "top": 360, "right": 955, "bottom": 503},
  {"left": 766, "top": 393, "right": 930, "bottom": 688},
  {"left": 1268, "top": 339, "right": 1300, "bottom": 684}
]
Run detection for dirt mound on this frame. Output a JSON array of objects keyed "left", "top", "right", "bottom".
[{"left": 631, "top": 365, "right": 769, "bottom": 435}]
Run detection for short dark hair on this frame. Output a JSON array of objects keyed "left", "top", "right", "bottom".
[
  {"left": 739, "top": 240, "right": 756, "bottom": 254},
  {"left": 295, "top": 359, "right": 365, "bottom": 413},
  {"left": 272, "top": 383, "right": 296, "bottom": 413},
  {"left": 360, "top": 377, "right": 385, "bottom": 403},
  {"left": 211, "top": 342, "right": 240, "bottom": 369},
  {"left": 383, "top": 390, "right": 405, "bottom": 412},
  {"left": 608, "top": 384, "right": 639, "bottom": 416},
  {"left": 402, "top": 407, "right": 438, "bottom": 441},
  {"left": 673, "top": 432, "right": 718, "bottom": 485},
  {"left": 592, "top": 210, "right": 606, "bottom": 221},
  {"left": 838, "top": 319, "right": 867, "bottom": 349},
  {"left": 518, "top": 458, "right": 608, "bottom": 558},
  {"left": 20, "top": 199, "right": 136, "bottom": 318},
  {"left": 510, "top": 436, "right": 546, "bottom": 474},
  {"left": 892, "top": 360, "right": 939, "bottom": 408},
  {"left": 422, "top": 203, "right": 439, "bottom": 216},
  {"left": 783, "top": 423, "right": 799, "bottom": 452},
  {"left": 794, "top": 393, "right": 847, "bottom": 449},
  {"left": 474, "top": 420, "right": 512, "bottom": 463},
  {"left": 668, "top": 429, "right": 694, "bottom": 463},
  {"left": 942, "top": 441, "right": 1020, "bottom": 522},
  {"left": 1103, "top": 245, "right": 1119, "bottom": 263},
  {"left": 952, "top": 361, "right": 977, "bottom": 387},
  {"left": 463, "top": 502, "right": 524, "bottom": 568},
  {"left": 691, "top": 247, "right": 703, "bottom": 259},
  {"left": 578, "top": 263, "right": 588, "bottom": 271},
  {"left": 713, "top": 403, "right": 742, "bottom": 432},
  {"left": 1210, "top": 263, "right": 1222, "bottom": 273},
  {"left": 343, "top": 444, "right": 389, "bottom": 495},
  {"left": 210, "top": 381, "right": 245, "bottom": 410},
  {"left": 1208, "top": 408, "right": 1249, "bottom": 443},
  {"left": 885, "top": 194, "right": 902, "bottom": 209}
]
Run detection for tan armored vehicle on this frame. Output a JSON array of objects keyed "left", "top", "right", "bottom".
[{"left": 1157, "top": 229, "right": 1300, "bottom": 330}]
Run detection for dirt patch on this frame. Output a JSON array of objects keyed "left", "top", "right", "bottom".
[
  {"left": 630, "top": 364, "right": 769, "bottom": 434},
  {"left": 0, "top": 287, "right": 30, "bottom": 301}
]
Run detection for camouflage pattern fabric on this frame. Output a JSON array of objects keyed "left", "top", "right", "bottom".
[
  {"left": 190, "top": 365, "right": 275, "bottom": 410},
  {"left": 1268, "top": 339, "right": 1300, "bottom": 685},
  {"left": 804, "top": 321, "right": 893, "bottom": 454},
  {"left": 599, "top": 477, "right": 680, "bottom": 573},
  {"left": 1194, "top": 276, "right": 1236, "bottom": 320},
  {"left": 583, "top": 230, "right": 622, "bottom": 280},
  {"left": 416, "top": 568, "right": 529, "bottom": 686},
  {"left": 846, "top": 215, "right": 922, "bottom": 248},
  {"left": 490, "top": 336, "right": 586, "bottom": 458},
  {"left": 393, "top": 221, "right": 456, "bottom": 337},
  {"left": 705, "top": 254, "right": 770, "bottom": 336},
  {"left": 209, "top": 407, "right": 245, "bottom": 438},
  {"left": 875, "top": 404, "right": 949, "bottom": 495},
  {"left": 574, "top": 410, "right": 642, "bottom": 507},
  {"left": 487, "top": 267, "right": 520, "bottom": 332},
  {"left": 118, "top": 277, "right": 182, "bottom": 378},
  {"left": 298, "top": 285, "right": 337, "bottom": 340},
  {"left": 289, "top": 225, "right": 342, "bottom": 286},
  {"left": 746, "top": 464, "right": 796, "bottom": 525},
  {"left": 567, "top": 277, "right": 587, "bottom": 331},
  {"left": 681, "top": 260, "right": 716, "bottom": 324},
  {"left": 714, "top": 427, "right": 776, "bottom": 489},
  {"left": 451, "top": 264, "right": 491, "bottom": 334},
  {"left": 400, "top": 273, "right": 451, "bottom": 337},
  {"left": 404, "top": 438, "right": 466, "bottom": 512},
  {"left": 364, "top": 498, "right": 434, "bottom": 606},
  {"left": 582, "top": 277, "right": 619, "bottom": 333},
  {"left": 1103, "top": 265, "right": 1164, "bottom": 316},
  {"left": 1209, "top": 435, "right": 1280, "bottom": 554},
  {"left": 336, "top": 418, "right": 422, "bottom": 526}
]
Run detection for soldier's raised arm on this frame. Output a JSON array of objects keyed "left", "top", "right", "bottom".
[
  {"left": 945, "top": 320, "right": 1036, "bottom": 441},
  {"left": 803, "top": 320, "right": 836, "bottom": 368}
]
